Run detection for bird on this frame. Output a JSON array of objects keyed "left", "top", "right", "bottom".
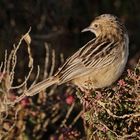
[{"left": 25, "top": 14, "right": 129, "bottom": 96}]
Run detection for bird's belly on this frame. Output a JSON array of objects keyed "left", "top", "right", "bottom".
[{"left": 72, "top": 61, "right": 125, "bottom": 90}]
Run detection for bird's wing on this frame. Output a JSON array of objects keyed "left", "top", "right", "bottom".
[
  {"left": 81, "top": 38, "right": 119, "bottom": 68},
  {"left": 58, "top": 38, "right": 119, "bottom": 83}
]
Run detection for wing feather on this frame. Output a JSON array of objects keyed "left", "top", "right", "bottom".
[{"left": 58, "top": 37, "right": 118, "bottom": 83}]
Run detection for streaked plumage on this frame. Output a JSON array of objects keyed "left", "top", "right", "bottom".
[{"left": 26, "top": 14, "right": 129, "bottom": 95}]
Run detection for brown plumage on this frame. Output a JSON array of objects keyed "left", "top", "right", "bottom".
[{"left": 25, "top": 14, "right": 129, "bottom": 96}]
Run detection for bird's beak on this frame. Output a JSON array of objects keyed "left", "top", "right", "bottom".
[{"left": 81, "top": 27, "right": 94, "bottom": 33}]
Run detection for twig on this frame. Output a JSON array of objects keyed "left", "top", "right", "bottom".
[
  {"left": 29, "top": 65, "right": 40, "bottom": 89},
  {"left": 3, "top": 50, "right": 8, "bottom": 74},
  {"left": 97, "top": 100, "right": 140, "bottom": 119},
  {"left": 11, "top": 65, "right": 33, "bottom": 89},
  {"left": 49, "top": 49, "right": 55, "bottom": 77},
  {"left": 43, "top": 42, "right": 49, "bottom": 78},
  {"left": 0, "top": 62, "right": 3, "bottom": 72},
  {"left": 69, "top": 110, "right": 83, "bottom": 127},
  {"left": 60, "top": 102, "right": 75, "bottom": 128}
]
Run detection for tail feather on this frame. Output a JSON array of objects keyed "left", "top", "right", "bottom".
[{"left": 25, "top": 76, "right": 59, "bottom": 96}]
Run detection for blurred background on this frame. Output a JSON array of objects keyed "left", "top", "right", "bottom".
[
  {"left": 0, "top": 0, "right": 139, "bottom": 69},
  {"left": 0, "top": 1, "right": 140, "bottom": 139}
]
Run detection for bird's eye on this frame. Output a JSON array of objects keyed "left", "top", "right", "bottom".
[{"left": 94, "top": 24, "right": 99, "bottom": 28}]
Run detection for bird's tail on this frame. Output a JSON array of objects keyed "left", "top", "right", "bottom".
[{"left": 25, "top": 76, "right": 59, "bottom": 96}]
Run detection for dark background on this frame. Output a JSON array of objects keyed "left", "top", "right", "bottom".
[
  {"left": 0, "top": 1, "right": 140, "bottom": 139},
  {"left": 0, "top": 0, "right": 139, "bottom": 72}
]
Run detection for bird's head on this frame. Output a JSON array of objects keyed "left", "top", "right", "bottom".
[{"left": 82, "top": 14, "right": 126, "bottom": 39}]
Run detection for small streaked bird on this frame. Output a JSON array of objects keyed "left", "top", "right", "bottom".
[{"left": 26, "top": 14, "right": 129, "bottom": 95}]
